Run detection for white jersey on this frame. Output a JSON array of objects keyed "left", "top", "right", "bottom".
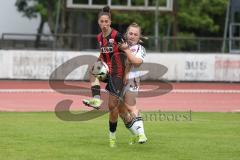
[
  {"left": 128, "top": 44, "right": 146, "bottom": 80},
  {"left": 123, "top": 44, "right": 146, "bottom": 94}
]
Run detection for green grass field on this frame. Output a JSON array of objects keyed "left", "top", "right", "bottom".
[{"left": 0, "top": 112, "right": 240, "bottom": 160}]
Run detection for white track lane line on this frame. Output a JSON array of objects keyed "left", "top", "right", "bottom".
[{"left": 0, "top": 89, "right": 240, "bottom": 94}]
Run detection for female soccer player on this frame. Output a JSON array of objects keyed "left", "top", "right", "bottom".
[
  {"left": 83, "top": 6, "right": 129, "bottom": 147},
  {"left": 119, "top": 22, "right": 147, "bottom": 144}
]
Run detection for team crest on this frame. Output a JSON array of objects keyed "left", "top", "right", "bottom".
[
  {"left": 99, "top": 41, "right": 102, "bottom": 46},
  {"left": 109, "top": 39, "right": 114, "bottom": 44}
]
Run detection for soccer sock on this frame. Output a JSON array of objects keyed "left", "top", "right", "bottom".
[
  {"left": 109, "top": 121, "right": 118, "bottom": 139},
  {"left": 91, "top": 85, "right": 100, "bottom": 99},
  {"left": 134, "top": 117, "right": 145, "bottom": 135},
  {"left": 109, "top": 132, "right": 116, "bottom": 139},
  {"left": 125, "top": 117, "right": 143, "bottom": 135}
]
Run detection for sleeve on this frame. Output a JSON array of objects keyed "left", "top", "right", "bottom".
[{"left": 135, "top": 45, "right": 146, "bottom": 61}]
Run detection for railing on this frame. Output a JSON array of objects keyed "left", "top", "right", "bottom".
[
  {"left": 160, "top": 37, "right": 229, "bottom": 53},
  {"left": 0, "top": 33, "right": 239, "bottom": 53}
]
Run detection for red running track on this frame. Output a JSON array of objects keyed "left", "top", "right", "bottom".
[{"left": 0, "top": 80, "right": 240, "bottom": 112}]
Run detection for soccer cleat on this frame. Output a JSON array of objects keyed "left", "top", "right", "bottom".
[
  {"left": 82, "top": 98, "right": 103, "bottom": 109},
  {"left": 138, "top": 134, "right": 147, "bottom": 144},
  {"left": 109, "top": 138, "right": 116, "bottom": 148},
  {"left": 129, "top": 135, "right": 138, "bottom": 145}
]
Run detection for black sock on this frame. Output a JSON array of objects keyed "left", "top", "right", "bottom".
[
  {"left": 109, "top": 121, "right": 118, "bottom": 133},
  {"left": 91, "top": 85, "right": 100, "bottom": 97}
]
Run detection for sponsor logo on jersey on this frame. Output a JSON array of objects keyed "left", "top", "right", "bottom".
[
  {"left": 101, "top": 47, "right": 113, "bottom": 53},
  {"left": 109, "top": 38, "right": 114, "bottom": 44}
]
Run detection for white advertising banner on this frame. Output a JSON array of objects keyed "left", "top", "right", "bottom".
[
  {"left": 0, "top": 50, "right": 239, "bottom": 82},
  {"left": 214, "top": 55, "right": 240, "bottom": 81},
  {"left": 0, "top": 51, "right": 12, "bottom": 78},
  {"left": 183, "top": 54, "right": 215, "bottom": 81},
  {"left": 12, "top": 51, "right": 54, "bottom": 79},
  {"left": 143, "top": 54, "right": 215, "bottom": 81}
]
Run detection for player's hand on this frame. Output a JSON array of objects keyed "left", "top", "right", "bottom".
[{"left": 118, "top": 39, "right": 129, "bottom": 51}]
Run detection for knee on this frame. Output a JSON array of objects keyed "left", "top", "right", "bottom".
[
  {"left": 90, "top": 75, "right": 99, "bottom": 86},
  {"left": 109, "top": 107, "right": 118, "bottom": 121},
  {"left": 108, "top": 100, "right": 118, "bottom": 111},
  {"left": 128, "top": 108, "right": 139, "bottom": 116}
]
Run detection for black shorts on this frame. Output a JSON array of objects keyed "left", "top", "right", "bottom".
[{"left": 102, "top": 74, "right": 124, "bottom": 98}]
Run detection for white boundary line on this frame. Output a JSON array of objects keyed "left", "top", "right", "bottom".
[
  {"left": 0, "top": 89, "right": 240, "bottom": 94},
  {"left": 0, "top": 107, "right": 17, "bottom": 111},
  {"left": 170, "top": 89, "right": 240, "bottom": 94},
  {"left": 231, "top": 109, "right": 240, "bottom": 112}
]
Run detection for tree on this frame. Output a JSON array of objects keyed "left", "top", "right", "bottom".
[
  {"left": 111, "top": 0, "right": 228, "bottom": 37},
  {"left": 177, "top": 0, "right": 228, "bottom": 37},
  {"left": 15, "top": 0, "right": 228, "bottom": 50},
  {"left": 110, "top": 0, "right": 228, "bottom": 51},
  {"left": 15, "top": 0, "right": 70, "bottom": 48}
]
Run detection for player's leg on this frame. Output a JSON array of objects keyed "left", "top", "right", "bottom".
[
  {"left": 105, "top": 75, "right": 124, "bottom": 147},
  {"left": 108, "top": 94, "right": 120, "bottom": 147},
  {"left": 118, "top": 101, "right": 138, "bottom": 144},
  {"left": 124, "top": 91, "right": 147, "bottom": 144},
  {"left": 82, "top": 74, "right": 103, "bottom": 109},
  {"left": 119, "top": 78, "right": 147, "bottom": 144}
]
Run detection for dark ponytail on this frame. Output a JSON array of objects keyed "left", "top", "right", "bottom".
[
  {"left": 102, "top": 6, "right": 110, "bottom": 13},
  {"left": 98, "top": 5, "right": 111, "bottom": 19}
]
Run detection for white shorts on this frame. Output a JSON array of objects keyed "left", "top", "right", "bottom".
[{"left": 122, "top": 77, "right": 140, "bottom": 96}]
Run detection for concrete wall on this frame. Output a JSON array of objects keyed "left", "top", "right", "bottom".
[{"left": 0, "top": 50, "right": 240, "bottom": 82}]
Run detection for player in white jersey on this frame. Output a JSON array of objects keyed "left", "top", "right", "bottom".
[{"left": 118, "top": 22, "right": 147, "bottom": 144}]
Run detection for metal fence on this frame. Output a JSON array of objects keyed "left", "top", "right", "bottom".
[
  {"left": 0, "top": 33, "right": 238, "bottom": 53},
  {"left": 160, "top": 37, "right": 229, "bottom": 53}
]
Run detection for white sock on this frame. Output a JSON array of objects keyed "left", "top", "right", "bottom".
[
  {"left": 109, "top": 131, "right": 116, "bottom": 139},
  {"left": 134, "top": 119, "right": 145, "bottom": 135},
  {"left": 128, "top": 124, "right": 139, "bottom": 135},
  {"left": 94, "top": 95, "right": 100, "bottom": 99},
  {"left": 127, "top": 116, "right": 145, "bottom": 135}
]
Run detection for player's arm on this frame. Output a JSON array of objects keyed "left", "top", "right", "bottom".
[
  {"left": 122, "top": 46, "right": 143, "bottom": 67},
  {"left": 120, "top": 42, "right": 144, "bottom": 67},
  {"left": 116, "top": 32, "right": 143, "bottom": 67}
]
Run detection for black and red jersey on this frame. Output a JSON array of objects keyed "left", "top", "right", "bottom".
[{"left": 97, "top": 29, "right": 125, "bottom": 78}]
